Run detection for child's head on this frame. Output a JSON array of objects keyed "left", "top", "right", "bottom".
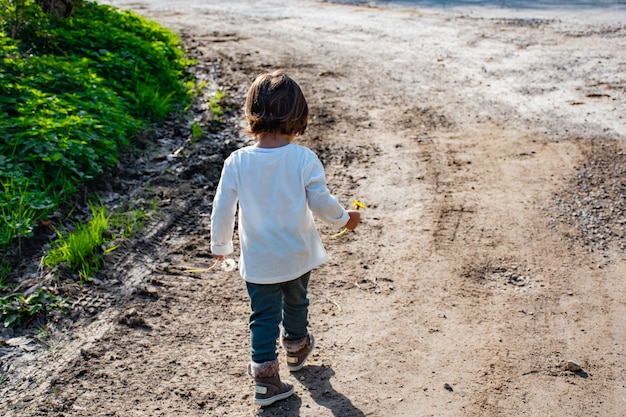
[{"left": 245, "top": 71, "right": 308, "bottom": 137}]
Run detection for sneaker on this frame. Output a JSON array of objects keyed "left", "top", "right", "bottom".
[
  {"left": 248, "top": 360, "right": 294, "bottom": 406},
  {"left": 282, "top": 332, "right": 315, "bottom": 372}
]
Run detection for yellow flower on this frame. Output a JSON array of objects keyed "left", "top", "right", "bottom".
[
  {"left": 353, "top": 199, "right": 367, "bottom": 210},
  {"left": 332, "top": 199, "right": 366, "bottom": 239}
]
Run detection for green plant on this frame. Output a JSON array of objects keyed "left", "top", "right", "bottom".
[
  {"left": 0, "top": 0, "right": 48, "bottom": 39},
  {"left": 108, "top": 206, "right": 149, "bottom": 240},
  {"left": 48, "top": 344, "right": 60, "bottom": 356},
  {"left": 148, "top": 198, "right": 157, "bottom": 212},
  {"left": 0, "top": 177, "right": 55, "bottom": 248},
  {"left": 0, "top": 2, "right": 195, "bottom": 250},
  {"left": 0, "top": 263, "right": 11, "bottom": 290},
  {"left": 37, "top": 321, "right": 51, "bottom": 338},
  {"left": 43, "top": 201, "right": 152, "bottom": 281},
  {"left": 32, "top": 3, "right": 195, "bottom": 121},
  {"left": 191, "top": 121, "right": 204, "bottom": 139},
  {"left": 43, "top": 203, "right": 110, "bottom": 281},
  {"left": 209, "top": 89, "right": 226, "bottom": 119},
  {"left": 0, "top": 288, "right": 66, "bottom": 328}
]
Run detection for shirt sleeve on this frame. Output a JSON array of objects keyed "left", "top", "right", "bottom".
[
  {"left": 305, "top": 155, "right": 350, "bottom": 229},
  {"left": 210, "top": 158, "right": 238, "bottom": 256}
]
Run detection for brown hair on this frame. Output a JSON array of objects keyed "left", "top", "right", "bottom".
[{"left": 245, "top": 71, "right": 308, "bottom": 136}]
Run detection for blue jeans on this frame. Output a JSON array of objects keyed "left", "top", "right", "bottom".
[{"left": 245, "top": 272, "right": 310, "bottom": 363}]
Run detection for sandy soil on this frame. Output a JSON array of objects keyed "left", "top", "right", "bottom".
[{"left": 1, "top": 0, "right": 625, "bottom": 416}]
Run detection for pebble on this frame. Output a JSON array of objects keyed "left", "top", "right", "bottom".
[{"left": 566, "top": 361, "right": 582, "bottom": 372}]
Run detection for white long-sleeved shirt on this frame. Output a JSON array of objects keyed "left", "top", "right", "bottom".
[{"left": 210, "top": 143, "right": 350, "bottom": 284}]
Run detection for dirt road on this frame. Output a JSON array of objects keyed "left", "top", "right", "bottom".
[{"left": 2, "top": 0, "right": 625, "bottom": 416}]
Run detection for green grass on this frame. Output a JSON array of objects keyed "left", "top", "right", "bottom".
[
  {"left": 191, "top": 121, "right": 205, "bottom": 139},
  {"left": 43, "top": 201, "right": 150, "bottom": 282},
  {"left": 109, "top": 206, "right": 149, "bottom": 239},
  {"left": 38, "top": 322, "right": 52, "bottom": 339},
  {"left": 0, "top": 1, "right": 196, "bottom": 328},
  {"left": 43, "top": 203, "right": 109, "bottom": 281},
  {"left": 0, "top": 1, "right": 195, "bottom": 249}
]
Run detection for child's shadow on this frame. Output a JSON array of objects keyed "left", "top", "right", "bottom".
[
  {"left": 296, "top": 364, "right": 366, "bottom": 417},
  {"left": 258, "top": 365, "right": 365, "bottom": 417}
]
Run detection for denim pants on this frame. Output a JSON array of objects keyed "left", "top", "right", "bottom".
[{"left": 245, "top": 271, "right": 310, "bottom": 364}]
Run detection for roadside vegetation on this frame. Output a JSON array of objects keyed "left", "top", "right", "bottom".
[{"left": 0, "top": 0, "right": 200, "bottom": 328}]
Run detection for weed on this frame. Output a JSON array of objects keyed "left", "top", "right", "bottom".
[
  {"left": 192, "top": 79, "right": 209, "bottom": 96},
  {"left": 191, "top": 121, "right": 204, "bottom": 139},
  {"left": 48, "top": 344, "right": 60, "bottom": 357},
  {"left": 0, "top": 0, "right": 48, "bottom": 39},
  {"left": 43, "top": 203, "right": 109, "bottom": 281},
  {"left": 38, "top": 322, "right": 52, "bottom": 339},
  {"left": 0, "top": 288, "right": 66, "bottom": 328},
  {"left": 209, "top": 89, "right": 226, "bottom": 119},
  {"left": 0, "top": 263, "right": 10, "bottom": 290},
  {"left": 109, "top": 206, "right": 149, "bottom": 239},
  {"left": 0, "top": 177, "right": 55, "bottom": 248},
  {"left": 43, "top": 201, "right": 152, "bottom": 281}
]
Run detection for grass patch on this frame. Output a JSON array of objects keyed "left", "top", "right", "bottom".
[
  {"left": 0, "top": 1, "right": 204, "bottom": 330},
  {"left": 43, "top": 203, "right": 110, "bottom": 281},
  {"left": 0, "top": 1, "right": 195, "bottom": 249},
  {"left": 43, "top": 201, "right": 150, "bottom": 282}
]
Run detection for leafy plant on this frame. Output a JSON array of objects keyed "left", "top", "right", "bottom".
[
  {"left": 191, "top": 121, "right": 204, "bottom": 139},
  {"left": 0, "top": 288, "right": 66, "bottom": 328},
  {"left": 0, "top": 2, "right": 195, "bottom": 250},
  {"left": 0, "top": 176, "right": 55, "bottom": 248},
  {"left": 209, "top": 89, "right": 226, "bottom": 119},
  {"left": 31, "top": 2, "right": 195, "bottom": 121},
  {"left": 0, "top": 0, "right": 48, "bottom": 39}
]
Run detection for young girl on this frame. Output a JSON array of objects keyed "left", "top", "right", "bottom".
[{"left": 210, "top": 70, "right": 360, "bottom": 406}]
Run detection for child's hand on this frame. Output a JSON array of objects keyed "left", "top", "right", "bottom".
[
  {"left": 213, "top": 254, "right": 226, "bottom": 261},
  {"left": 344, "top": 210, "right": 361, "bottom": 230}
]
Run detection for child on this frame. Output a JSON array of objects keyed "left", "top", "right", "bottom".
[{"left": 210, "top": 70, "right": 360, "bottom": 406}]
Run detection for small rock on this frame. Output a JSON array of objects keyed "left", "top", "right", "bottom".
[
  {"left": 444, "top": 383, "right": 453, "bottom": 392},
  {"left": 566, "top": 361, "right": 582, "bottom": 372}
]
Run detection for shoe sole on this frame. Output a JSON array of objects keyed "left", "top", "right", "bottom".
[
  {"left": 254, "top": 385, "right": 295, "bottom": 406},
  {"left": 286, "top": 333, "right": 315, "bottom": 372}
]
